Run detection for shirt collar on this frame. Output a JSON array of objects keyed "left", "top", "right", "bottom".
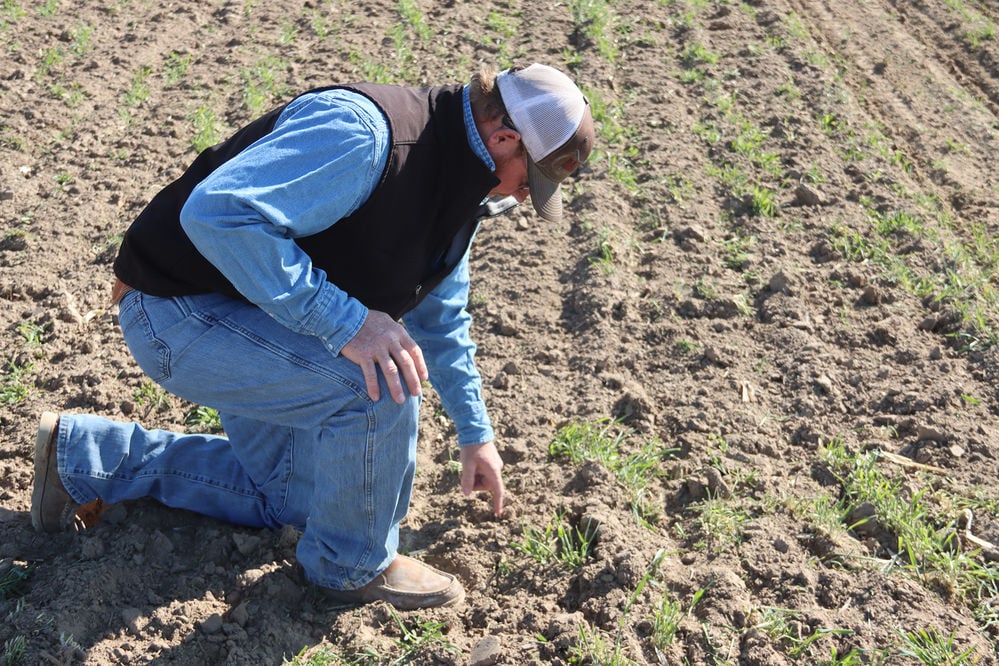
[{"left": 463, "top": 84, "right": 495, "bottom": 172}]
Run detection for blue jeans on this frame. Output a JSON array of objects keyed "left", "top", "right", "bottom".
[{"left": 57, "top": 290, "right": 419, "bottom": 591}]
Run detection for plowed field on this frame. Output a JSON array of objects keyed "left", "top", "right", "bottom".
[{"left": 2, "top": 1, "right": 998, "bottom": 664}]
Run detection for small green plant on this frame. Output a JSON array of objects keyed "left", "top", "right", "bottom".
[
  {"left": 134, "top": 380, "right": 171, "bottom": 414},
  {"left": 569, "top": 549, "right": 669, "bottom": 664},
  {"left": 675, "top": 339, "right": 697, "bottom": 353},
  {"left": 2, "top": 1, "right": 27, "bottom": 23},
  {"left": 486, "top": 10, "right": 519, "bottom": 62},
  {"left": 690, "top": 494, "right": 750, "bottom": 553},
  {"left": 241, "top": 55, "right": 288, "bottom": 115},
  {"left": 191, "top": 105, "right": 221, "bottom": 152},
  {"left": 704, "top": 160, "right": 745, "bottom": 189},
  {"left": 37, "top": 0, "right": 58, "bottom": 17},
  {"left": 752, "top": 606, "right": 853, "bottom": 659},
  {"left": 819, "top": 113, "right": 839, "bottom": 134},
  {"left": 387, "top": 23, "right": 416, "bottom": 81},
  {"left": 966, "top": 23, "right": 996, "bottom": 48},
  {"left": 550, "top": 418, "right": 675, "bottom": 515},
  {"left": 571, "top": 0, "right": 618, "bottom": 62},
  {"left": 184, "top": 405, "right": 223, "bottom": 433},
  {"left": 651, "top": 585, "right": 706, "bottom": 652},
  {"left": 747, "top": 185, "right": 778, "bottom": 217},
  {"left": 817, "top": 645, "right": 873, "bottom": 665},
  {"left": 692, "top": 277, "right": 719, "bottom": 301},
  {"left": 163, "top": 51, "right": 190, "bottom": 85},
  {"left": 397, "top": 0, "right": 431, "bottom": 42},
  {"left": 960, "top": 393, "right": 981, "bottom": 406},
  {"left": 283, "top": 645, "right": 351, "bottom": 665},
  {"left": 35, "top": 46, "right": 64, "bottom": 82},
  {"left": 121, "top": 65, "right": 152, "bottom": 108},
  {"left": 0, "top": 562, "right": 34, "bottom": 601},
  {"left": 869, "top": 209, "right": 925, "bottom": 239},
  {"left": 512, "top": 511, "right": 596, "bottom": 568},
  {"left": 678, "top": 66, "right": 705, "bottom": 84},
  {"left": 682, "top": 41, "right": 720, "bottom": 67},
  {"left": 589, "top": 227, "right": 616, "bottom": 273},
  {"left": 721, "top": 234, "right": 754, "bottom": 272},
  {"left": 782, "top": 12, "right": 808, "bottom": 40},
  {"left": 821, "top": 439, "right": 999, "bottom": 620},
  {"left": 278, "top": 19, "right": 298, "bottom": 45},
  {"left": 58, "top": 633, "right": 82, "bottom": 658},
  {"left": 584, "top": 96, "right": 639, "bottom": 193},
  {"left": 17, "top": 319, "right": 46, "bottom": 348},
  {"left": 2, "top": 635, "right": 27, "bottom": 666},
  {"left": 1, "top": 360, "right": 33, "bottom": 405},
  {"left": 569, "top": 623, "right": 637, "bottom": 665},
  {"left": 54, "top": 172, "right": 72, "bottom": 192},
  {"left": 776, "top": 77, "right": 801, "bottom": 101},
  {"left": 664, "top": 173, "right": 694, "bottom": 206},
  {"left": 898, "top": 627, "right": 977, "bottom": 665},
  {"left": 308, "top": 4, "right": 350, "bottom": 41},
  {"left": 390, "top": 609, "right": 460, "bottom": 662},
  {"left": 70, "top": 22, "right": 93, "bottom": 57},
  {"left": 1, "top": 128, "right": 27, "bottom": 151}
]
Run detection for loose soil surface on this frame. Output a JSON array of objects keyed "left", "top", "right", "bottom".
[{"left": 2, "top": 1, "right": 999, "bottom": 664}]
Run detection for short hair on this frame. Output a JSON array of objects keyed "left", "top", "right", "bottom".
[{"left": 469, "top": 65, "right": 508, "bottom": 121}]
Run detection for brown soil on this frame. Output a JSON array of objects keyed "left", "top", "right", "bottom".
[{"left": 2, "top": 1, "right": 998, "bottom": 664}]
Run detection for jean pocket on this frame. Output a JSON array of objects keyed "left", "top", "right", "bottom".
[{"left": 118, "top": 293, "right": 173, "bottom": 384}]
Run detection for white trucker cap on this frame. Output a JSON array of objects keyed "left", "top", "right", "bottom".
[{"left": 495, "top": 64, "right": 595, "bottom": 222}]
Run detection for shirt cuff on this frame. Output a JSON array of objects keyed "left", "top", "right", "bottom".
[
  {"left": 309, "top": 281, "right": 368, "bottom": 355},
  {"left": 452, "top": 401, "right": 495, "bottom": 447}
]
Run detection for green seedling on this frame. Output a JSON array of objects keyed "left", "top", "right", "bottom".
[
  {"left": 163, "top": 51, "right": 190, "bottom": 85},
  {"left": 37, "top": 0, "right": 58, "bottom": 17},
  {"left": 651, "top": 585, "right": 706, "bottom": 652},
  {"left": 191, "top": 105, "right": 222, "bottom": 152},
  {"left": 397, "top": 0, "right": 431, "bottom": 42},
  {"left": 571, "top": 0, "right": 618, "bottom": 62},
  {"left": 1, "top": 360, "right": 32, "bottom": 405},
  {"left": 121, "top": 65, "right": 152, "bottom": 108},
  {"left": 17, "top": 319, "right": 46, "bottom": 348},
  {"left": 390, "top": 609, "right": 460, "bottom": 662},
  {"left": 512, "top": 511, "right": 596, "bottom": 569},
  {"left": 241, "top": 55, "right": 288, "bottom": 115},
  {"left": 134, "top": 379, "right": 171, "bottom": 414},
  {"left": 184, "top": 405, "right": 223, "bottom": 433},
  {"left": 751, "top": 606, "right": 853, "bottom": 659},
  {"left": 70, "top": 22, "right": 93, "bottom": 57},
  {"left": 2, "top": 635, "right": 27, "bottom": 666},
  {"left": 569, "top": 623, "right": 638, "bottom": 665},
  {"left": 690, "top": 494, "right": 750, "bottom": 553},
  {"left": 0, "top": 562, "right": 34, "bottom": 601},
  {"left": 898, "top": 627, "right": 977, "bottom": 665},
  {"left": 821, "top": 439, "right": 999, "bottom": 624}
]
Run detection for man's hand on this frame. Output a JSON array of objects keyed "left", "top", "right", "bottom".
[
  {"left": 340, "top": 310, "right": 428, "bottom": 403},
  {"left": 459, "top": 441, "right": 505, "bottom": 516}
]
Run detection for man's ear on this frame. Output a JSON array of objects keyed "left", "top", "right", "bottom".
[{"left": 486, "top": 126, "right": 520, "bottom": 149}]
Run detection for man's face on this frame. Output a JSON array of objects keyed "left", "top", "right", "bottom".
[{"left": 489, "top": 142, "right": 530, "bottom": 203}]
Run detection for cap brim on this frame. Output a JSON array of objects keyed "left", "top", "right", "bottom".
[{"left": 528, "top": 159, "right": 562, "bottom": 222}]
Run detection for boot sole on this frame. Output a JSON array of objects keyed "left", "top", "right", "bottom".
[{"left": 30, "top": 411, "right": 63, "bottom": 532}]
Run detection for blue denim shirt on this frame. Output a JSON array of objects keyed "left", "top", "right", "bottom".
[{"left": 181, "top": 86, "right": 497, "bottom": 446}]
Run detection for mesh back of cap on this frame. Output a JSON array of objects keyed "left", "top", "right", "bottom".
[{"left": 499, "top": 65, "right": 585, "bottom": 161}]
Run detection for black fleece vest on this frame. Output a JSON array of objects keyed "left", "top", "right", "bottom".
[{"left": 114, "top": 83, "right": 500, "bottom": 319}]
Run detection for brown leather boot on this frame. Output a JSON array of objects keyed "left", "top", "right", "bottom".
[
  {"left": 324, "top": 555, "right": 465, "bottom": 610},
  {"left": 30, "top": 412, "right": 82, "bottom": 532}
]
